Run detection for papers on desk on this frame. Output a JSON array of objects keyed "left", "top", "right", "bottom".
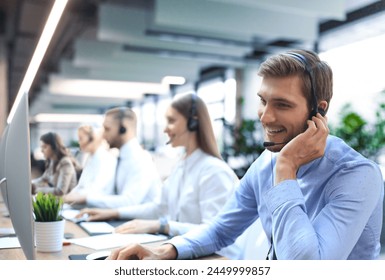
[
  {"left": 79, "top": 222, "right": 114, "bottom": 235},
  {"left": 0, "top": 227, "right": 16, "bottom": 236},
  {"left": 0, "top": 227, "right": 18, "bottom": 249},
  {"left": 69, "top": 233, "right": 168, "bottom": 250},
  {"left": 0, "top": 237, "right": 20, "bottom": 249},
  {"left": 61, "top": 208, "right": 88, "bottom": 223}
]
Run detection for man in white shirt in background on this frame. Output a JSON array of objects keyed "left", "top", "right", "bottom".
[{"left": 64, "top": 107, "right": 161, "bottom": 209}]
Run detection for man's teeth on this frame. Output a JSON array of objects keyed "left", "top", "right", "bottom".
[{"left": 267, "top": 129, "right": 284, "bottom": 133}]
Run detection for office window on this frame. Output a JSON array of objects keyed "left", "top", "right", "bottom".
[{"left": 197, "top": 77, "right": 236, "bottom": 153}]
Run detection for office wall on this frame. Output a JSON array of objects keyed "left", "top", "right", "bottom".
[{"left": 0, "top": 37, "right": 8, "bottom": 134}]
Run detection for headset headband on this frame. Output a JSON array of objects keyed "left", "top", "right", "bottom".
[{"left": 286, "top": 52, "right": 319, "bottom": 118}]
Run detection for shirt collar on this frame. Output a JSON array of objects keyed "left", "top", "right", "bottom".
[
  {"left": 181, "top": 148, "right": 204, "bottom": 168},
  {"left": 119, "top": 138, "right": 140, "bottom": 159}
]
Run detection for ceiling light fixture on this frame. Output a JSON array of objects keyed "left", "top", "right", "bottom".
[
  {"left": 32, "top": 113, "right": 104, "bottom": 124},
  {"left": 162, "top": 76, "right": 186, "bottom": 85},
  {"left": 48, "top": 76, "right": 169, "bottom": 98},
  {"left": 7, "top": 0, "right": 68, "bottom": 124}
]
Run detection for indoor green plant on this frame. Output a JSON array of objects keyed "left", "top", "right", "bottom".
[
  {"left": 32, "top": 192, "right": 63, "bottom": 222},
  {"left": 32, "top": 192, "right": 65, "bottom": 252},
  {"left": 330, "top": 102, "right": 385, "bottom": 160},
  {"left": 222, "top": 118, "right": 265, "bottom": 178}
]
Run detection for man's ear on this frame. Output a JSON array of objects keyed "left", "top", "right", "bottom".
[{"left": 318, "top": 101, "right": 328, "bottom": 115}]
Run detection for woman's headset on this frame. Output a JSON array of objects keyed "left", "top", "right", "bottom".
[{"left": 187, "top": 94, "right": 199, "bottom": 131}]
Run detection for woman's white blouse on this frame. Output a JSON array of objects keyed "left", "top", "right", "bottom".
[{"left": 118, "top": 148, "right": 239, "bottom": 236}]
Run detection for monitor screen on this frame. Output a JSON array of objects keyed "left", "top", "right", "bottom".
[
  {"left": 0, "top": 125, "right": 8, "bottom": 206},
  {"left": 1, "top": 92, "right": 35, "bottom": 260}
]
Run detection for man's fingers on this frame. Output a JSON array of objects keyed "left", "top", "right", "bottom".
[{"left": 108, "top": 244, "right": 145, "bottom": 260}]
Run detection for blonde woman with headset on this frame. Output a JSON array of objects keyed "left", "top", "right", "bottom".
[
  {"left": 64, "top": 125, "right": 117, "bottom": 205},
  {"left": 78, "top": 93, "right": 239, "bottom": 246}
]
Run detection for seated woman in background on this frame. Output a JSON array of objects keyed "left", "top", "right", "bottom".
[
  {"left": 64, "top": 125, "right": 117, "bottom": 205},
  {"left": 31, "top": 132, "right": 78, "bottom": 196},
  {"left": 78, "top": 93, "right": 239, "bottom": 251}
]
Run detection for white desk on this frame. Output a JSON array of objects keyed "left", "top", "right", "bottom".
[{"left": 0, "top": 198, "right": 223, "bottom": 260}]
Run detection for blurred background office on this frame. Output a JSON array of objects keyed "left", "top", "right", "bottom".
[{"left": 0, "top": 0, "right": 385, "bottom": 258}]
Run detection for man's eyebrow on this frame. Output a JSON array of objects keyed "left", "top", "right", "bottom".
[
  {"left": 272, "top": 97, "right": 295, "bottom": 104},
  {"left": 257, "top": 93, "right": 296, "bottom": 105}
]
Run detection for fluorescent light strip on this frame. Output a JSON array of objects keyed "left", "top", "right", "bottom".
[
  {"left": 7, "top": 0, "right": 68, "bottom": 124},
  {"left": 162, "top": 76, "right": 186, "bottom": 85},
  {"left": 32, "top": 113, "right": 104, "bottom": 123},
  {"left": 49, "top": 76, "right": 169, "bottom": 98}
]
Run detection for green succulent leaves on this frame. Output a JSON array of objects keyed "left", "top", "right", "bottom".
[{"left": 32, "top": 192, "right": 63, "bottom": 222}]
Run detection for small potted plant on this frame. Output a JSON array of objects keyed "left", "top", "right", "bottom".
[{"left": 32, "top": 192, "right": 65, "bottom": 252}]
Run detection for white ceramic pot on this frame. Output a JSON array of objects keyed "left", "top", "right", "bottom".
[{"left": 34, "top": 219, "right": 65, "bottom": 252}]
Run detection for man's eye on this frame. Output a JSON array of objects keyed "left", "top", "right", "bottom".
[{"left": 277, "top": 103, "right": 290, "bottom": 108}]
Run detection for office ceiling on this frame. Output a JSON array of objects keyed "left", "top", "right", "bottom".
[{"left": 1, "top": 0, "right": 384, "bottom": 119}]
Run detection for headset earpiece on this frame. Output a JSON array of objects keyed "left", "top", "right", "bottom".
[
  {"left": 187, "top": 94, "right": 199, "bottom": 132},
  {"left": 118, "top": 108, "right": 127, "bottom": 134},
  {"left": 318, "top": 107, "right": 326, "bottom": 117},
  {"left": 88, "top": 130, "right": 94, "bottom": 143},
  {"left": 119, "top": 125, "right": 126, "bottom": 134},
  {"left": 187, "top": 117, "right": 198, "bottom": 132}
]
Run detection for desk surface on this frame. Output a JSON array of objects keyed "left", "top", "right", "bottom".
[
  {"left": 1, "top": 215, "right": 94, "bottom": 260},
  {"left": 0, "top": 197, "right": 223, "bottom": 260},
  {"left": 0, "top": 197, "right": 93, "bottom": 260}
]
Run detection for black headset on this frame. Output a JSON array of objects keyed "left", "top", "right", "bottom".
[
  {"left": 87, "top": 127, "right": 94, "bottom": 143},
  {"left": 48, "top": 132, "right": 57, "bottom": 152},
  {"left": 187, "top": 94, "right": 199, "bottom": 131},
  {"left": 118, "top": 108, "right": 127, "bottom": 134},
  {"left": 286, "top": 52, "right": 325, "bottom": 119}
]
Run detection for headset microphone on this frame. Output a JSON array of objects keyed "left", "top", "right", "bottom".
[
  {"left": 166, "top": 130, "right": 189, "bottom": 145},
  {"left": 263, "top": 141, "right": 287, "bottom": 147}
]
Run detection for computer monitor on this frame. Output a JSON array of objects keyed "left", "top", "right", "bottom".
[
  {"left": 0, "top": 125, "right": 9, "bottom": 204},
  {"left": 0, "top": 92, "right": 35, "bottom": 260}
]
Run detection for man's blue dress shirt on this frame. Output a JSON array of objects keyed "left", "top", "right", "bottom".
[{"left": 170, "top": 135, "right": 384, "bottom": 259}]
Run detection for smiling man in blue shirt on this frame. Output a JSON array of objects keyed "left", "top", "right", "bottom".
[{"left": 107, "top": 50, "right": 384, "bottom": 260}]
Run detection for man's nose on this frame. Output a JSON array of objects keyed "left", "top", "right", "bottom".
[{"left": 259, "top": 105, "right": 276, "bottom": 124}]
